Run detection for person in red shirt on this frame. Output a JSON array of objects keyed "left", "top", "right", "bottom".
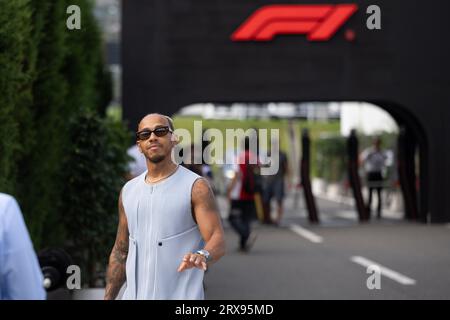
[{"left": 226, "top": 137, "right": 259, "bottom": 252}]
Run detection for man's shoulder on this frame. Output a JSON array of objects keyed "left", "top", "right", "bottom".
[
  {"left": 178, "top": 164, "right": 202, "bottom": 181},
  {"left": 122, "top": 172, "right": 146, "bottom": 195},
  {"left": 191, "top": 176, "right": 215, "bottom": 208}
]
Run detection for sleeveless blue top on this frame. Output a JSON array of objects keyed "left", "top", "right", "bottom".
[{"left": 121, "top": 165, "right": 205, "bottom": 299}]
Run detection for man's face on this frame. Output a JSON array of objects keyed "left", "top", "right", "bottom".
[{"left": 136, "top": 115, "right": 175, "bottom": 164}]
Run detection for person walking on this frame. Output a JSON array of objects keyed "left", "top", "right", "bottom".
[
  {"left": 360, "top": 137, "right": 388, "bottom": 219},
  {"left": 262, "top": 145, "right": 289, "bottom": 226},
  {"left": 226, "top": 137, "right": 259, "bottom": 253},
  {"left": 104, "top": 114, "right": 226, "bottom": 300}
]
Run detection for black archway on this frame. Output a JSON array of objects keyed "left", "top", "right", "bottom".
[
  {"left": 168, "top": 100, "right": 427, "bottom": 223},
  {"left": 122, "top": 0, "right": 450, "bottom": 223}
]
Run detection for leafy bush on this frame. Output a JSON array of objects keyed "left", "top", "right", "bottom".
[
  {"left": 315, "top": 135, "right": 347, "bottom": 183},
  {"left": 0, "top": 0, "right": 131, "bottom": 287},
  {"left": 60, "top": 111, "right": 130, "bottom": 286},
  {"left": 0, "top": 0, "right": 33, "bottom": 195}
]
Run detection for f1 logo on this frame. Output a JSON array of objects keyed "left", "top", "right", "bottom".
[{"left": 231, "top": 4, "right": 358, "bottom": 42}]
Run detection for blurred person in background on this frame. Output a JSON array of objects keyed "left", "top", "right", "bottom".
[
  {"left": 126, "top": 142, "right": 147, "bottom": 180},
  {"left": 226, "top": 137, "right": 259, "bottom": 253},
  {"left": 360, "top": 137, "right": 388, "bottom": 219},
  {"left": 181, "top": 143, "right": 203, "bottom": 176},
  {"left": 181, "top": 143, "right": 216, "bottom": 193},
  {"left": 0, "top": 193, "right": 46, "bottom": 300},
  {"left": 262, "top": 140, "right": 289, "bottom": 226}
]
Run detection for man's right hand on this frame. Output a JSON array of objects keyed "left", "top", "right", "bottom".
[{"left": 177, "top": 253, "right": 207, "bottom": 272}]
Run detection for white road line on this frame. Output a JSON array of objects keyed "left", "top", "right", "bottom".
[
  {"left": 351, "top": 256, "right": 416, "bottom": 285},
  {"left": 289, "top": 224, "right": 323, "bottom": 243}
]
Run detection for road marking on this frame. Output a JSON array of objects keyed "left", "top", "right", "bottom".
[
  {"left": 351, "top": 256, "right": 416, "bottom": 285},
  {"left": 289, "top": 224, "right": 323, "bottom": 243}
]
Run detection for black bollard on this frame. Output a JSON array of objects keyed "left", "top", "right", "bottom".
[
  {"left": 397, "top": 126, "right": 419, "bottom": 221},
  {"left": 301, "top": 129, "right": 319, "bottom": 223},
  {"left": 347, "top": 129, "right": 369, "bottom": 221}
]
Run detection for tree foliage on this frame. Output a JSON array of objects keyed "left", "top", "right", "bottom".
[{"left": 0, "top": 0, "right": 130, "bottom": 285}]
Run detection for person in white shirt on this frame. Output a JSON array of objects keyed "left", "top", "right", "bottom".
[
  {"left": 360, "top": 137, "right": 388, "bottom": 219},
  {"left": 126, "top": 144, "right": 148, "bottom": 179}
]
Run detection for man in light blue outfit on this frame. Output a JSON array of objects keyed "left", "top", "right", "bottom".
[
  {"left": 0, "top": 193, "right": 46, "bottom": 300},
  {"left": 104, "top": 114, "right": 226, "bottom": 300}
]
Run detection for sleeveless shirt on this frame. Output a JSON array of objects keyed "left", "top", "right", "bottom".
[{"left": 121, "top": 165, "right": 205, "bottom": 299}]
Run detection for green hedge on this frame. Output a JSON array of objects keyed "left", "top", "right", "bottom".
[
  {"left": 0, "top": 0, "right": 130, "bottom": 286},
  {"left": 315, "top": 135, "right": 347, "bottom": 182},
  {"left": 61, "top": 111, "right": 130, "bottom": 286},
  {"left": 0, "top": 0, "right": 33, "bottom": 195}
]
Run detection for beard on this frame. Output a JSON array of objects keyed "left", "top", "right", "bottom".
[{"left": 148, "top": 154, "right": 165, "bottom": 163}]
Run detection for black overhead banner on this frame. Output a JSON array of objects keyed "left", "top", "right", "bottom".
[{"left": 122, "top": 0, "right": 450, "bottom": 223}]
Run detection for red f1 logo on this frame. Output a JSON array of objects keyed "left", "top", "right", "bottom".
[{"left": 231, "top": 4, "right": 358, "bottom": 42}]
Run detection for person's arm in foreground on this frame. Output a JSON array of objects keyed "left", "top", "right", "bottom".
[
  {"left": 178, "top": 178, "right": 226, "bottom": 272},
  {"left": 104, "top": 192, "right": 129, "bottom": 300},
  {"left": 1, "top": 195, "right": 46, "bottom": 300}
]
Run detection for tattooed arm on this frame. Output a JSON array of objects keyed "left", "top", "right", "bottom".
[
  {"left": 104, "top": 192, "right": 129, "bottom": 300},
  {"left": 178, "top": 178, "right": 226, "bottom": 272}
]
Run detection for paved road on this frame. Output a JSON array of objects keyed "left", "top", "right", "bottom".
[
  {"left": 66, "top": 192, "right": 450, "bottom": 300},
  {"left": 204, "top": 194, "right": 450, "bottom": 299}
]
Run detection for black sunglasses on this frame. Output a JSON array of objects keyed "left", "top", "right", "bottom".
[{"left": 136, "top": 126, "right": 172, "bottom": 140}]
